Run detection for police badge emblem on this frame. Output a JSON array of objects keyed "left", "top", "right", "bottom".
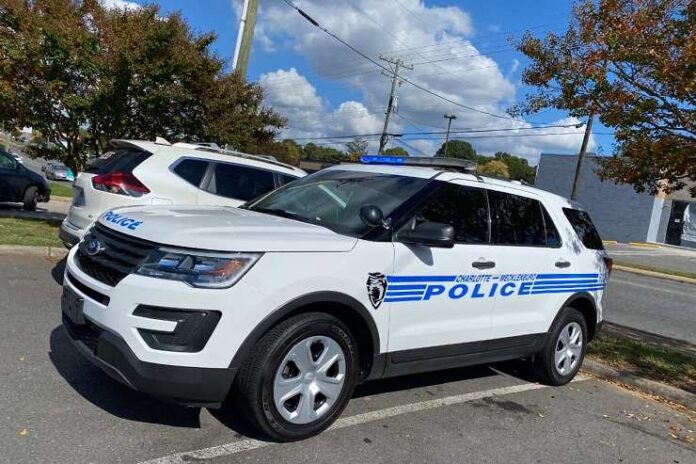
[{"left": 366, "top": 272, "right": 387, "bottom": 309}]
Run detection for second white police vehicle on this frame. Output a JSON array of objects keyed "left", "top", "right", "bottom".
[{"left": 62, "top": 156, "right": 611, "bottom": 441}]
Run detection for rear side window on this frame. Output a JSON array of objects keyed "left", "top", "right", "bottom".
[
  {"left": 415, "top": 183, "right": 489, "bottom": 244},
  {"left": 563, "top": 208, "right": 604, "bottom": 250},
  {"left": 86, "top": 149, "right": 151, "bottom": 174},
  {"left": 489, "top": 190, "right": 546, "bottom": 246},
  {"left": 277, "top": 173, "right": 300, "bottom": 186},
  {"left": 208, "top": 162, "right": 276, "bottom": 202},
  {"left": 173, "top": 159, "right": 208, "bottom": 187}
]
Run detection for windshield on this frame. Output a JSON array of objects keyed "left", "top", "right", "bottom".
[{"left": 247, "top": 169, "right": 431, "bottom": 237}]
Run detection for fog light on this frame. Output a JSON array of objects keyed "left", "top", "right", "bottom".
[{"left": 133, "top": 305, "right": 221, "bottom": 352}]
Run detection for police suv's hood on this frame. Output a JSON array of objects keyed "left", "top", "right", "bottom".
[{"left": 97, "top": 205, "right": 358, "bottom": 252}]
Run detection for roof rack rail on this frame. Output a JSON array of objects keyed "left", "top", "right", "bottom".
[
  {"left": 195, "top": 146, "right": 302, "bottom": 172},
  {"left": 360, "top": 155, "right": 476, "bottom": 173}
]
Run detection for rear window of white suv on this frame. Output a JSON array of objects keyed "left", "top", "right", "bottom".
[
  {"left": 86, "top": 149, "right": 151, "bottom": 174},
  {"left": 563, "top": 208, "right": 604, "bottom": 250}
]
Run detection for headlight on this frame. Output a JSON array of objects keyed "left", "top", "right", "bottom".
[{"left": 135, "top": 249, "right": 262, "bottom": 288}]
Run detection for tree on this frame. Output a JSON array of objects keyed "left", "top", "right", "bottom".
[
  {"left": 301, "top": 143, "right": 345, "bottom": 162},
  {"left": 256, "top": 139, "right": 301, "bottom": 166},
  {"left": 0, "top": 0, "right": 284, "bottom": 174},
  {"left": 494, "top": 152, "right": 536, "bottom": 183},
  {"left": 383, "top": 146, "right": 409, "bottom": 156},
  {"left": 435, "top": 140, "right": 478, "bottom": 162},
  {"left": 478, "top": 160, "right": 510, "bottom": 179},
  {"left": 345, "top": 137, "right": 369, "bottom": 162},
  {"left": 515, "top": 0, "right": 696, "bottom": 195}
]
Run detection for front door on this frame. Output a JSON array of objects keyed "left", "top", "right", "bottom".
[
  {"left": 388, "top": 180, "right": 496, "bottom": 353},
  {"left": 0, "top": 151, "right": 22, "bottom": 201}
]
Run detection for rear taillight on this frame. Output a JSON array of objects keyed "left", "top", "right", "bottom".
[
  {"left": 92, "top": 171, "right": 150, "bottom": 197},
  {"left": 603, "top": 256, "right": 613, "bottom": 275}
]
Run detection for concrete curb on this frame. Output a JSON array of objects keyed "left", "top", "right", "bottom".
[
  {"left": 583, "top": 359, "right": 696, "bottom": 411},
  {"left": 613, "top": 264, "right": 696, "bottom": 285},
  {"left": 0, "top": 244, "right": 68, "bottom": 259}
]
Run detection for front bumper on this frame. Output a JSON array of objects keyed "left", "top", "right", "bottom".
[{"left": 62, "top": 313, "right": 237, "bottom": 408}]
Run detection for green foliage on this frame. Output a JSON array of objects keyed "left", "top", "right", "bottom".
[
  {"left": 345, "top": 138, "right": 369, "bottom": 161},
  {"left": 301, "top": 143, "right": 345, "bottom": 162},
  {"left": 435, "top": 140, "right": 477, "bottom": 161},
  {"left": 478, "top": 160, "right": 510, "bottom": 179},
  {"left": 515, "top": 0, "right": 696, "bottom": 195},
  {"left": 257, "top": 139, "right": 302, "bottom": 166},
  {"left": 0, "top": 0, "right": 284, "bottom": 174},
  {"left": 383, "top": 147, "right": 409, "bottom": 156},
  {"left": 494, "top": 152, "right": 536, "bottom": 183}
]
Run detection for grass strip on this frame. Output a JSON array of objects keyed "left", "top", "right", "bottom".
[
  {"left": 613, "top": 260, "right": 696, "bottom": 280},
  {"left": 0, "top": 217, "right": 62, "bottom": 247},
  {"left": 49, "top": 181, "right": 73, "bottom": 198},
  {"left": 588, "top": 333, "right": 696, "bottom": 394}
]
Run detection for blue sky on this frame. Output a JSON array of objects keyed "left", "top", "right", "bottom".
[{"left": 108, "top": 0, "right": 615, "bottom": 162}]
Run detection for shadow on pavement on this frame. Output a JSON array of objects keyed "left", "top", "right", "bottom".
[
  {"left": 0, "top": 202, "right": 66, "bottom": 223},
  {"left": 51, "top": 256, "right": 66, "bottom": 286},
  {"left": 48, "top": 326, "right": 202, "bottom": 429}
]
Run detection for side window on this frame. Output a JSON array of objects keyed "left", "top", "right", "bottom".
[
  {"left": 414, "top": 183, "right": 489, "bottom": 244},
  {"left": 542, "top": 205, "right": 562, "bottom": 247},
  {"left": 0, "top": 152, "right": 16, "bottom": 169},
  {"left": 209, "top": 162, "right": 276, "bottom": 202},
  {"left": 277, "top": 173, "right": 299, "bottom": 187},
  {"left": 489, "top": 190, "right": 546, "bottom": 246},
  {"left": 563, "top": 208, "right": 604, "bottom": 250},
  {"left": 173, "top": 159, "right": 208, "bottom": 187}
]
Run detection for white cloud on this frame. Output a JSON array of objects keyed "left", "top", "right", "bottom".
[
  {"left": 101, "top": 0, "right": 140, "bottom": 10},
  {"left": 257, "top": 0, "right": 592, "bottom": 160}
]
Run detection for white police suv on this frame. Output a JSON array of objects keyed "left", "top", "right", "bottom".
[{"left": 61, "top": 156, "right": 611, "bottom": 441}]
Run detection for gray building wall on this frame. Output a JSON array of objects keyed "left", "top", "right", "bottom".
[{"left": 535, "top": 154, "right": 655, "bottom": 243}]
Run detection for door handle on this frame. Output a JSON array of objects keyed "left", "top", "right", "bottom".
[
  {"left": 472, "top": 260, "right": 496, "bottom": 270},
  {"left": 555, "top": 260, "right": 571, "bottom": 268}
]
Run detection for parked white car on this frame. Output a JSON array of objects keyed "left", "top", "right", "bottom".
[
  {"left": 59, "top": 140, "right": 306, "bottom": 247},
  {"left": 61, "top": 155, "right": 611, "bottom": 441}
]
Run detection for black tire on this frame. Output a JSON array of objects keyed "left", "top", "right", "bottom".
[
  {"left": 23, "top": 186, "right": 38, "bottom": 211},
  {"left": 533, "top": 306, "right": 588, "bottom": 386},
  {"left": 236, "top": 312, "right": 358, "bottom": 441}
]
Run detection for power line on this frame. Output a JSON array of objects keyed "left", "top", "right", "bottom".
[{"left": 280, "top": 0, "right": 532, "bottom": 123}]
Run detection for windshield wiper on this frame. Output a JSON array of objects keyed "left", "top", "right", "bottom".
[{"left": 252, "top": 207, "right": 313, "bottom": 224}]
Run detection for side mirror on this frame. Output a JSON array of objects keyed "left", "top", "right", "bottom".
[
  {"left": 396, "top": 221, "right": 455, "bottom": 248},
  {"left": 359, "top": 205, "right": 385, "bottom": 228}
]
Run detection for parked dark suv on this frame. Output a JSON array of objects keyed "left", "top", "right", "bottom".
[{"left": 0, "top": 149, "right": 50, "bottom": 210}]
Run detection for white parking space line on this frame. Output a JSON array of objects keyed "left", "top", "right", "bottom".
[
  {"left": 610, "top": 278, "right": 696, "bottom": 298},
  {"left": 140, "top": 377, "right": 588, "bottom": 464}
]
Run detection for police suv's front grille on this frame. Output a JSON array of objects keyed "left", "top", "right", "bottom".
[
  {"left": 63, "top": 314, "right": 102, "bottom": 354},
  {"left": 76, "top": 223, "right": 156, "bottom": 287}
]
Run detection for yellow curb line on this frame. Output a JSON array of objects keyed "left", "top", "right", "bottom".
[
  {"left": 613, "top": 264, "right": 696, "bottom": 285},
  {"left": 628, "top": 242, "right": 661, "bottom": 248},
  {"left": 602, "top": 240, "right": 618, "bottom": 245}
]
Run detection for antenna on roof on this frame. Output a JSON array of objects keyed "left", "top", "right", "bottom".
[{"left": 154, "top": 137, "right": 171, "bottom": 146}]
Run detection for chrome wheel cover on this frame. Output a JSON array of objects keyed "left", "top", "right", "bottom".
[
  {"left": 555, "top": 322, "right": 583, "bottom": 376},
  {"left": 273, "top": 336, "right": 346, "bottom": 425}
]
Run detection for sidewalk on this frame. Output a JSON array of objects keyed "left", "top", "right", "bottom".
[{"left": 605, "top": 242, "right": 696, "bottom": 277}]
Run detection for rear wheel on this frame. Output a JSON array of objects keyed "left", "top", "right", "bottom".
[
  {"left": 237, "top": 312, "right": 358, "bottom": 441},
  {"left": 533, "top": 307, "right": 587, "bottom": 386},
  {"left": 23, "top": 186, "right": 38, "bottom": 211}
]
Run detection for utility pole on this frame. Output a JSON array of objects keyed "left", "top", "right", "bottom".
[
  {"left": 443, "top": 114, "right": 457, "bottom": 157},
  {"left": 570, "top": 113, "right": 594, "bottom": 201},
  {"left": 232, "top": 0, "right": 260, "bottom": 77},
  {"left": 378, "top": 56, "right": 413, "bottom": 154}
]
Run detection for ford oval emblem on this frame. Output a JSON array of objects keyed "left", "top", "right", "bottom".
[{"left": 85, "top": 238, "right": 105, "bottom": 256}]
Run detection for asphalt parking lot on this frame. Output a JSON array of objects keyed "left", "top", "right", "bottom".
[{"left": 1, "top": 253, "right": 694, "bottom": 463}]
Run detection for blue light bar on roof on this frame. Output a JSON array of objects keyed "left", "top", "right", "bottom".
[
  {"left": 360, "top": 155, "right": 406, "bottom": 165},
  {"left": 359, "top": 155, "right": 476, "bottom": 173}
]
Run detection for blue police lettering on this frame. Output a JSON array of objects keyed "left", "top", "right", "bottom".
[
  {"left": 471, "top": 283, "right": 485, "bottom": 298},
  {"left": 103, "top": 211, "right": 143, "bottom": 230},
  {"left": 518, "top": 281, "right": 532, "bottom": 295},
  {"left": 448, "top": 284, "right": 469, "bottom": 299},
  {"left": 500, "top": 282, "right": 516, "bottom": 297},
  {"left": 423, "top": 285, "right": 445, "bottom": 300}
]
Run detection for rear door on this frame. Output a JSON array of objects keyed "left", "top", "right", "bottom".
[
  {"left": 486, "top": 187, "right": 578, "bottom": 339},
  {"left": 388, "top": 180, "right": 496, "bottom": 354},
  {"left": 196, "top": 161, "right": 277, "bottom": 207}
]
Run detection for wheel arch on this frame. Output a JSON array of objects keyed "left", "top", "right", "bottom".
[
  {"left": 229, "top": 292, "right": 381, "bottom": 382},
  {"left": 551, "top": 292, "right": 599, "bottom": 340}
]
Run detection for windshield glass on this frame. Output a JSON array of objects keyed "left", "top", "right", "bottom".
[{"left": 247, "top": 169, "right": 431, "bottom": 237}]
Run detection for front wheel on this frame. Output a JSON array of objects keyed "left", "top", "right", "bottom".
[
  {"left": 236, "top": 312, "right": 358, "bottom": 441},
  {"left": 23, "top": 186, "right": 38, "bottom": 211},
  {"left": 533, "top": 307, "right": 588, "bottom": 386}
]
